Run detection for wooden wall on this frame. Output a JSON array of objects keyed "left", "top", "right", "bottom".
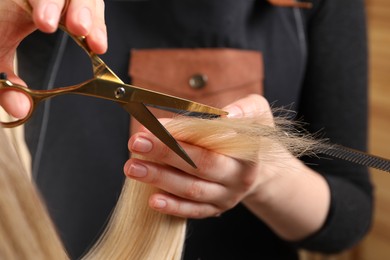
[{"left": 357, "top": 0, "right": 390, "bottom": 258}]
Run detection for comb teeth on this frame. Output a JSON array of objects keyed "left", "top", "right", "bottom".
[{"left": 316, "top": 145, "right": 390, "bottom": 173}]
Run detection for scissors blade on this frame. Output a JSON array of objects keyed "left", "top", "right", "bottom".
[
  {"left": 122, "top": 101, "right": 197, "bottom": 168},
  {"left": 89, "top": 79, "right": 228, "bottom": 117},
  {"left": 127, "top": 84, "right": 228, "bottom": 117}
]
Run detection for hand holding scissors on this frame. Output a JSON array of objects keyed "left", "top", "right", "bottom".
[
  {"left": 0, "top": 25, "right": 227, "bottom": 168},
  {"left": 0, "top": 0, "right": 108, "bottom": 119}
]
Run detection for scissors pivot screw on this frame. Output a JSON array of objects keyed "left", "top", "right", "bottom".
[
  {"left": 115, "top": 87, "right": 126, "bottom": 98},
  {"left": 0, "top": 27, "right": 227, "bottom": 168}
]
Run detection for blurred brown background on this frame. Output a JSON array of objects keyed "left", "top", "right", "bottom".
[{"left": 358, "top": 0, "right": 390, "bottom": 258}]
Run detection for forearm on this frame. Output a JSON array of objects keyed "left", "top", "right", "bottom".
[
  {"left": 242, "top": 155, "right": 330, "bottom": 241},
  {"left": 287, "top": 0, "right": 371, "bottom": 252}
]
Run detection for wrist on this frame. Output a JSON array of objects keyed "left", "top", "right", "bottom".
[{"left": 242, "top": 156, "right": 331, "bottom": 241}]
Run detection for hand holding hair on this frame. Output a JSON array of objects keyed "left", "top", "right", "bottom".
[
  {"left": 125, "top": 94, "right": 331, "bottom": 241},
  {"left": 0, "top": 94, "right": 370, "bottom": 259}
]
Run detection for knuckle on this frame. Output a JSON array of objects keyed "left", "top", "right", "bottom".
[
  {"left": 252, "top": 96, "right": 270, "bottom": 114},
  {"left": 188, "top": 205, "right": 217, "bottom": 219},
  {"left": 188, "top": 208, "right": 203, "bottom": 219},
  {"left": 170, "top": 201, "right": 203, "bottom": 219},
  {"left": 240, "top": 173, "right": 256, "bottom": 191},
  {"left": 220, "top": 195, "right": 240, "bottom": 211},
  {"left": 147, "top": 169, "right": 160, "bottom": 184},
  {"left": 184, "top": 179, "right": 204, "bottom": 200},
  {"left": 147, "top": 165, "right": 166, "bottom": 185},
  {"left": 169, "top": 203, "right": 182, "bottom": 216},
  {"left": 156, "top": 142, "right": 171, "bottom": 161},
  {"left": 239, "top": 94, "right": 272, "bottom": 118},
  {"left": 196, "top": 149, "right": 217, "bottom": 175},
  {"left": 96, "top": 0, "right": 106, "bottom": 19},
  {"left": 98, "top": 0, "right": 106, "bottom": 11}
]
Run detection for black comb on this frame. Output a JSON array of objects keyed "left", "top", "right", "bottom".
[{"left": 315, "top": 144, "right": 390, "bottom": 173}]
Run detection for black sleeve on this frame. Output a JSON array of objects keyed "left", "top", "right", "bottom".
[{"left": 294, "top": 0, "right": 373, "bottom": 253}]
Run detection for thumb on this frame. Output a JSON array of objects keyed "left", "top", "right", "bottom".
[
  {"left": 223, "top": 94, "right": 272, "bottom": 119},
  {"left": 0, "top": 91, "right": 31, "bottom": 119},
  {"left": 0, "top": 72, "right": 31, "bottom": 120}
]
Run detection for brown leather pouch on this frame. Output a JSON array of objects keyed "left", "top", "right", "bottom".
[{"left": 129, "top": 48, "right": 264, "bottom": 132}]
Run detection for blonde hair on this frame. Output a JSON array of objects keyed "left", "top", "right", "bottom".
[
  {"left": 0, "top": 127, "right": 67, "bottom": 260},
  {"left": 0, "top": 115, "right": 322, "bottom": 259}
]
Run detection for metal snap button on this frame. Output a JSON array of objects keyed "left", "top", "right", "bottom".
[{"left": 189, "top": 74, "right": 208, "bottom": 89}]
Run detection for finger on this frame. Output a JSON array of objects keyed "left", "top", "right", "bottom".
[
  {"left": 29, "top": 0, "right": 66, "bottom": 33},
  {"left": 128, "top": 132, "right": 242, "bottom": 184},
  {"left": 27, "top": 0, "right": 107, "bottom": 54},
  {"left": 149, "top": 192, "right": 222, "bottom": 219},
  {"left": 0, "top": 71, "right": 31, "bottom": 119},
  {"left": 0, "top": 90, "right": 31, "bottom": 119},
  {"left": 85, "top": 0, "right": 107, "bottom": 54},
  {"left": 124, "top": 158, "right": 227, "bottom": 205},
  {"left": 64, "top": 0, "right": 107, "bottom": 53},
  {"left": 64, "top": 0, "right": 95, "bottom": 36},
  {"left": 224, "top": 94, "right": 272, "bottom": 119}
]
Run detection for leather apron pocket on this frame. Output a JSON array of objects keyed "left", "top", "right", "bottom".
[
  {"left": 267, "top": 0, "right": 312, "bottom": 8},
  {"left": 129, "top": 48, "right": 264, "bottom": 133}
]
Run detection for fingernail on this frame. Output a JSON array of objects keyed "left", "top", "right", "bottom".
[
  {"left": 225, "top": 105, "right": 243, "bottom": 118},
  {"left": 131, "top": 137, "right": 153, "bottom": 153},
  {"left": 44, "top": 3, "right": 60, "bottom": 30},
  {"left": 78, "top": 7, "right": 92, "bottom": 33},
  {"left": 153, "top": 199, "right": 167, "bottom": 209},
  {"left": 127, "top": 163, "right": 147, "bottom": 178}
]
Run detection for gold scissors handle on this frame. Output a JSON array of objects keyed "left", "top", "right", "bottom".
[
  {"left": 58, "top": 25, "right": 122, "bottom": 83},
  {"left": 0, "top": 27, "right": 227, "bottom": 168}
]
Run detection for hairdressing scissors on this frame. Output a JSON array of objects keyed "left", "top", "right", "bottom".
[{"left": 0, "top": 25, "right": 228, "bottom": 168}]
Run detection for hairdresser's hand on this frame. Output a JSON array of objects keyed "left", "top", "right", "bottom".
[
  {"left": 15, "top": 0, "right": 107, "bottom": 53},
  {"left": 125, "top": 95, "right": 272, "bottom": 218},
  {"left": 125, "top": 94, "right": 330, "bottom": 242},
  {"left": 27, "top": 0, "right": 107, "bottom": 53},
  {"left": 0, "top": 0, "right": 107, "bottom": 119}
]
